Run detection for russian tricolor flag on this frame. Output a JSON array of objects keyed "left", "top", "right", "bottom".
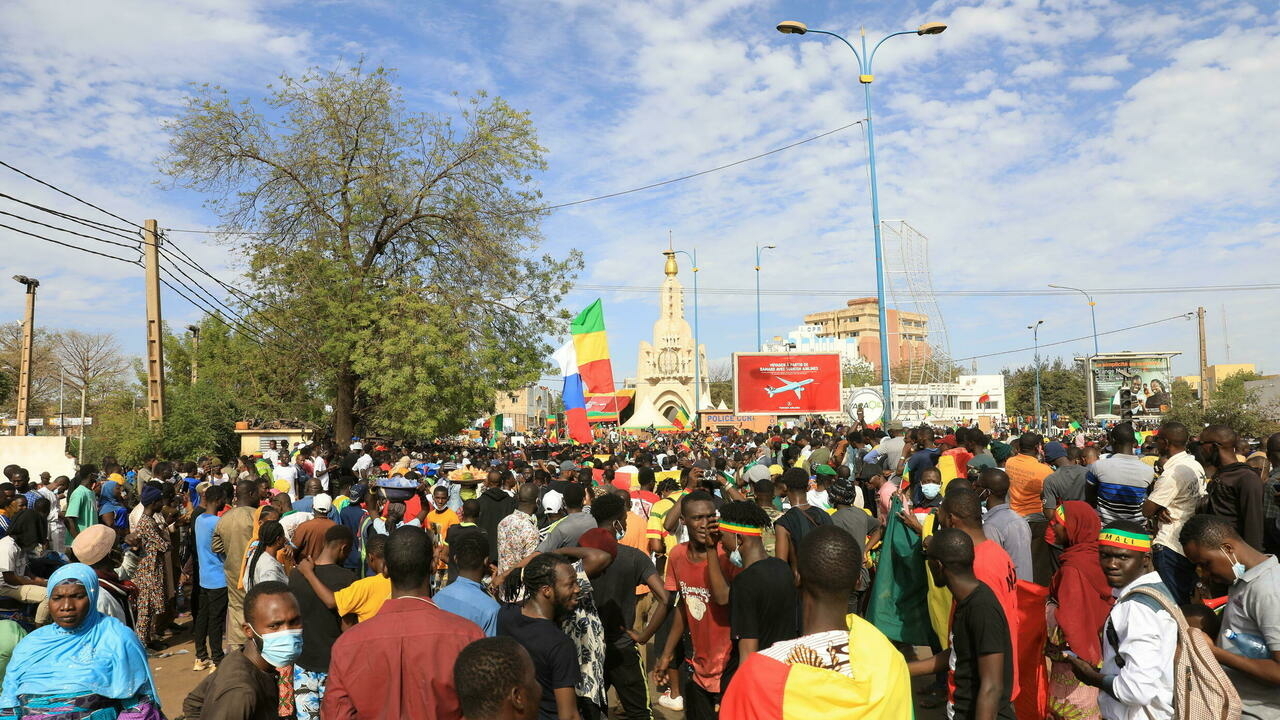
[{"left": 553, "top": 340, "right": 594, "bottom": 444}]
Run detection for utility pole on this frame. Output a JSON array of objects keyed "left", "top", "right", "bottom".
[
  {"left": 142, "top": 220, "right": 165, "bottom": 423},
  {"left": 78, "top": 383, "right": 86, "bottom": 465},
  {"left": 187, "top": 325, "right": 200, "bottom": 384},
  {"left": 12, "top": 275, "right": 39, "bottom": 437},
  {"left": 1197, "top": 306, "right": 1208, "bottom": 409}
]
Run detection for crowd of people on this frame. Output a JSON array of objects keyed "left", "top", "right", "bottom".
[{"left": 0, "top": 418, "right": 1272, "bottom": 719}]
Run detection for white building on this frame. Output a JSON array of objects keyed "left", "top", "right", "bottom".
[
  {"left": 762, "top": 324, "right": 865, "bottom": 365},
  {"left": 844, "top": 374, "right": 1005, "bottom": 426}
]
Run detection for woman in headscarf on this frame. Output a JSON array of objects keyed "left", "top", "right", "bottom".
[
  {"left": 0, "top": 563, "right": 161, "bottom": 719},
  {"left": 97, "top": 482, "right": 127, "bottom": 534},
  {"left": 237, "top": 505, "right": 281, "bottom": 590},
  {"left": 127, "top": 486, "right": 169, "bottom": 650},
  {"left": 1045, "top": 501, "right": 1114, "bottom": 720}
]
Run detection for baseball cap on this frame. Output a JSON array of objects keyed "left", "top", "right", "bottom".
[
  {"left": 768, "top": 464, "right": 785, "bottom": 476},
  {"left": 542, "top": 489, "right": 564, "bottom": 514},
  {"left": 71, "top": 524, "right": 116, "bottom": 566},
  {"left": 313, "top": 493, "right": 334, "bottom": 513},
  {"left": 1043, "top": 441, "right": 1068, "bottom": 462},
  {"left": 887, "top": 420, "right": 905, "bottom": 431},
  {"left": 559, "top": 460, "right": 577, "bottom": 473}
]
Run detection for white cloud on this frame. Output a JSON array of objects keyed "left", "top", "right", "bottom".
[
  {"left": 1067, "top": 74, "right": 1120, "bottom": 90},
  {"left": 1084, "top": 53, "right": 1132, "bottom": 73},
  {"left": 1012, "top": 59, "right": 1063, "bottom": 79}
]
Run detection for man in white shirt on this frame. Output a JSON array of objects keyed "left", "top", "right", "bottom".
[
  {"left": 37, "top": 474, "right": 67, "bottom": 555},
  {"left": 877, "top": 422, "right": 907, "bottom": 471},
  {"left": 313, "top": 451, "right": 330, "bottom": 492},
  {"left": 1068, "top": 520, "right": 1175, "bottom": 720},
  {"left": 1143, "top": 421, "right": 1205, "bottom": 604},
  {"left": 352, "top": 449, "right": 374, "bottom": 476},
  {"left": 262, "top": 440, "right": 280, "bottom": 467},
  {"left": 272, "top": 457, "right": 300, "bottom": 501}
]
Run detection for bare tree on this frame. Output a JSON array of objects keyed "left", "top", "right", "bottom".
[
  {"left": 55, "top": 331, "right": 127, "bottom": 457},
  {"left": 0, "top": 322, "right": 62, "bottom": 417}
]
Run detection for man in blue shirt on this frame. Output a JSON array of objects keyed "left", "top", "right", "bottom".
[
  {"left": 906, "top": 426, "right": 941, "bottom": 505},
  {"left": 434, "top": 532, "right": 499, "bottom": 636},
  {"left": 193, "top": 484, "right": 228, "bottom": 671}
]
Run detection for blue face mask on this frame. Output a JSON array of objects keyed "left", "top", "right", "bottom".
[
  {"left": 1224, "top": 549, "right": 1246, "bottom": 581},
  {"left": 729, "top": 549, "right": 744, "bottom": 568},
  {"left": 254, "top": 627, "right": 303, "bottom": 668},
  {"left": 921, "top": 483, "right": 942, "bottom": 500}
]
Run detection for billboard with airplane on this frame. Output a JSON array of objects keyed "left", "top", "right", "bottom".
[{"left": 733, "top": 352, "right": 843, "bottom": 415}]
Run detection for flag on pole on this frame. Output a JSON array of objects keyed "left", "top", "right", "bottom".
[
  {"left": 553, "top": 341, "right": 594, "bottom": 444},
  {"left": 978, "top": 393, "right": 991, "bottom": 404},
  {"left": 571, "top": 300, "right": 614, "bottom": 395},
  {"left": 671, "top": 406, "right": 690, "bottom": 431}
]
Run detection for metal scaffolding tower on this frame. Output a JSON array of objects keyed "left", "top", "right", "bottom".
[{"left": 881, "top": 219, "right": 953, "bottom": 420}]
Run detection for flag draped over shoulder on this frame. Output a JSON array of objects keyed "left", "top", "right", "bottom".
[
  {"left": 553, "top": 341, "right": 593, "bottom": 444},
  {"left": 866, "top": 496, "right": 936, "bottom": 647},
  {"left": 719, "top": 614, "right": 913, "bottom": 720}
]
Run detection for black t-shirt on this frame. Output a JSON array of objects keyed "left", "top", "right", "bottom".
[
  {"left": 497, "top": 604, "right": 579, "bottom": 720},
  {"left": 950, "top": 582, "right": 1016, "bottom": 720},
  {"left": 182, "top": 648, "right": 277, "bottom": 720},
  {"left": 287, "top": 564, "right": 355, "bottom": 673},
  {"left": 444, "top": 523, "right": 488, "bottom": 581},
  {"left": 774, "top": 506, "right": 832, "bottom": 548},
  {"left": 589, "top": 545, "right": 658, "bottom": 647},
  {"left": 725, "top": 556, "right": 799, "bottom": 684}
]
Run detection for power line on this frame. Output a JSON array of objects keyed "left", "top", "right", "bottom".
[
  {"left": 156, "top": 256, "right": 270, "bottom": 344},
  {"left": 950, "top": 312, "right": 1195, "bottom": 362},
  {"left": 160, "top": 119, "right": 869, "bottom": 234},
  {"left": 159, "top": 235, "right": 294, "bottom": 315},
  {"left": 0, "top": 160, "right": 145, "bottom": 231},
  {"left": 0, "top": 209, "right": 141, "bottom": 252},
  {"left": 573, "top": 282, "right": 1280, "bottom": 298},
  {"left": 0, "top": 221, "right": 143, "bottom": 265},
  {"left": 0, "top": 192, "right": 139, "bottom": 240},
  {"left": 157, "top": 274, "right": 264, "bottom": 347}
]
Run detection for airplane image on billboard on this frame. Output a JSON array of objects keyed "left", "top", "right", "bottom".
[
  {"left": 763, "top": 378, "right": 814, "bottom": 398},
  {"left": 733, "top": 353, "right": 842, "bottom": 415}
]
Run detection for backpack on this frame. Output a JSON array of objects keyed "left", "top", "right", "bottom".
[{"left": 1106, "top": 584, "right": 1241, "bottom": 720}]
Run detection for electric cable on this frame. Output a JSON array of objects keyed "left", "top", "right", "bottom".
[{"left": 0, "top": 221, "right": 143, "bottom": 265}]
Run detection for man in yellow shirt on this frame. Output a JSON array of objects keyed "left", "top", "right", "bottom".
[{"left": 296, "top": 534, "right": 390, "bottom": 624}]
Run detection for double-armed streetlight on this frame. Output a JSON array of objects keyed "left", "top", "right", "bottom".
[
  {"left": 777, "top": 19, "right": 946, "bottom": 423},
  {"left": 1028, "top": 320, "right": 1045, "bottom": 429},
  {"left": 755, "top": 244, "right": 776, "bottom": 351}
]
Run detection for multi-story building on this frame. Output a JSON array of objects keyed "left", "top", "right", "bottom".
[
  {"left": 799, "top": 297, "right": 930, "bottom": 373},
  {"left": 492, "top": 385, "right": 555, "bottom": 433},
  {"left": 1174, "top": 363, "right": 1257, "bottom": 398}
]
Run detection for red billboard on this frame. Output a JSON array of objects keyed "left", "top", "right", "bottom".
[{"left": 733, "top": 353, "right": 843, "bottom": 415}]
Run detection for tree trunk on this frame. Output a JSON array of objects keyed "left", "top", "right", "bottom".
[{"left": 333, "top": 365, "right": 357, "bottom": 443}]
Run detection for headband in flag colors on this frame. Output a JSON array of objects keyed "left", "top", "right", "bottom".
[
  {"left": 718, "top": 521, "right": 763, "bottom": 537},
  {"left": 1055, "top": 505, "right": 1067, "bottom": 523},
  {"left": 1099, "top": 528, "right": 1152, "bottom": 552}
]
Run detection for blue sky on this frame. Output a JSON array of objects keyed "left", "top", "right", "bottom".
[{"left": 1, "top": 0, "right": 1277, "bottom": 387}]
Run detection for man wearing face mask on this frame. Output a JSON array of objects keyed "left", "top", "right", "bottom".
[
  {"left": 1198, "top": 424, "right": 1267, "bottom": 552},
  {"left": 584, "top": 492, "right": 668, "bottom": 720},
  {"left": 717, "top": 500, "right": 799, "bottom": 690},
  {"left": 184, "top": 580, "right": 303, "bottom": 720},
  {"left": 977, "top": 468, "right": 1034, "bottom": 584},
  {"left": 1180, "top": 514, "right": 1280, "bottom": 716}
]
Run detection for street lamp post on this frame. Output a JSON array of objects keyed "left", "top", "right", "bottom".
[
  {"left": 187, "top": 325, "right": 201, "bottom": 384},
  {"left": 777, "top": 19, "right": 946, "bottom": 424},
  {"left": 12, "top": 275, "right": 39, "bottom": 437},
  {"left": 755, "top": 244, "right": 776, "bottom": 351},
  {"left": 1028, "top": 320, "right": 1045, "bottom": 430},
  {"left": 1048, "top": 284, "right": 1098, "bottom": 356},
  {"left": 674, "top": 248, "right": 701, "bottom": 427}
]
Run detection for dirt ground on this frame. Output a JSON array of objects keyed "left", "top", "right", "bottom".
[{"left": 149, "top": 616, "right": 946, "bottom": 719}]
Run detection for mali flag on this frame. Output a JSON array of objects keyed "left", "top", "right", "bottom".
[
  {"left": 571, "top": 299, "right": 614, "bottom": 395},
  {"left": 719, "top": 613, "right": 912, "bottom": 719},
  {"left": 671, "top": 406, "right": 690, "bottom": 430}
]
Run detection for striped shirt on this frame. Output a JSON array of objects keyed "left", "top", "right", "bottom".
[{"left": 1087, "top": 454, "right": 1155, "bottom": 525}]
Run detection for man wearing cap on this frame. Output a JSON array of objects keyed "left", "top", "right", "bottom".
[
  {"left": 69, "top": 524, "right": 129, "bottom": 624},
  {"left": 293, "top": 494, "right": 338, "bottom": 562},
  {"left": 1068, "top": 520, "right": 1175, "bottom": 720}
]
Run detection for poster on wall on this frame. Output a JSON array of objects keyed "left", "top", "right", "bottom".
[
  {"left": 1087, "top": 353, "right": 1178, "bottom": 419},
  {"left": 733, "top": 352, "right": 843, "bottom": 415}
]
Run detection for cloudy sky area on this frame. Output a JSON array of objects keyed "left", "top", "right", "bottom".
[{"left": 1, "top": 0, "right": 1277, "bottom": 386}]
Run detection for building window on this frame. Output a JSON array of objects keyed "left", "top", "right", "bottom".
[{"left": 960, "top": 401, "right": 973, "bottom": 410}]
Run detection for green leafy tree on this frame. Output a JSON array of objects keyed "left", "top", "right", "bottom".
[
  {"left": 1002, "top": 357, "right": 1088, "bottom": 419},
  {"left": 162, "top": 64, "right": 581, "bottom": 441},
  {"left": 1165, "top": 371, "right": 1277, "bottom": 437},
  {"left": 708, "top": 360, "right": 734, "bottom": 409}
]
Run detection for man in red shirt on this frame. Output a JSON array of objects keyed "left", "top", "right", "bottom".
[
  {"left": 937, "top": 487, "right": 1020, "bottom": 699},
  {"left": 322, "top": 525, "right": 483, "bottom": 719},
  {"left": 654, "top": 490, "right": 735, "bottom": 720}
]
